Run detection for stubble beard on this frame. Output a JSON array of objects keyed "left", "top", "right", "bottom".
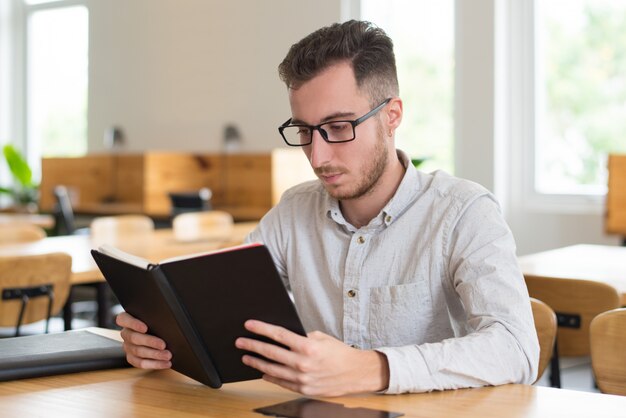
[{"left": 317, "top": 126, "right": 389, "bottom": 201}]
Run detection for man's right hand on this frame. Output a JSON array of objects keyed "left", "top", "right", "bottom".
[{"left": 116, "top": 312, "right": 172, "bottom": 369}]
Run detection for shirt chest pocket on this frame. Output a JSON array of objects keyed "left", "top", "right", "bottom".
[{"left": 368, "top": 281, "right": 433, "bottom": 348}]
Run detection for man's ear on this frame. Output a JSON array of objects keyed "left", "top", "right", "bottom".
[{"left": 386, "top": 97, "right": 403, "bottom": 133}]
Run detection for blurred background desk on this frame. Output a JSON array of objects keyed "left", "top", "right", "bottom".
[
  {"left": 0, "top": 222, "right": 258, "bottom": 328},
  {"left": 0, "top": 213, "right": 54, "bottom": 229},
  {"left": 39, "top": 150, "right": 314, "bottom": 222},
  {"left": 518, "top": 244, "right": 626, "bottom": 306}
]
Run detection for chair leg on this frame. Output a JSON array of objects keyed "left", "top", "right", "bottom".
[
  {"left": 63, "top": 287, "right": 74, "bottom": 331},
  {"left": 549, "top": 340, "right": 561, "bottom": 388},
  {"left": 15, "top": 295, "right": 29, "bottom": 337}
]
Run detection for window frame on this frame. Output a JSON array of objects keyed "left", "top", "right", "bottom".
[
  {"left": 21, "top": 0, "right": 88, "bottom": 178},
  {"left": 510, "top": 0, "right": 609, "bottom": 215}
]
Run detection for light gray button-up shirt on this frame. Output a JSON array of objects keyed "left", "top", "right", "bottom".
[{"left": 246, "top": 150, "right": 539, "bottom": 394}]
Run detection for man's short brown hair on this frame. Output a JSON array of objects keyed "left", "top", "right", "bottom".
[{"left": 278, "top": 20, "right": 399, "bottom": 105}]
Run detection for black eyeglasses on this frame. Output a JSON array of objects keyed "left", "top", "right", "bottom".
[{"left": 278, "top": 98, "right": 391, "bottom": 147}]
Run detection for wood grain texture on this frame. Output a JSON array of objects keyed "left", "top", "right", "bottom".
[
  {"left": 0, "top": 222, "right": 258, "bottom": 286},
  {"left": 40, "top": 151, "right": 314, "bottom": 220},
  {"left": 0, "top": 252, "right": 72, "bottom": 327},
  {"left": 0, "top": 366, "right": 625, "bottom": 417},
  {"left": 518, "top": 244, "right": 626, "bottom": 306},
  {"left": 525, "top": 275, "right": 620, "bottom": 356},
  {"left": 530, "top": 298, "right": 557, "bottom": 381},
  {"left": 590, "top": 308, "right": 626, "bottom": 395},
  {"left": 606, "top": 153, "right": 626, "bottom": 235},
  {"left": 0, "top": 224, "right": 47, "bottom": 244}
]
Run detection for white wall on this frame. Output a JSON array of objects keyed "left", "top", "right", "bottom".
[
  {"left": 87, "top": 0, "right": 341, "bottom": 153},
  {"left": 9, "top": 0, "right": 618, "bottom": 254}
]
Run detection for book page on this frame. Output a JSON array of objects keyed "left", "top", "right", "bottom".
[
  {"left": 160, "top": 242, "right": 263, "bottom": 265},
  {"left": 98, "top": 244, "right": 152, "bottom": 270}
]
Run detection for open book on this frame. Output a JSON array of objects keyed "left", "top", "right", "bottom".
[{"left": 91, "top": 242, "right": 305, "bottom": 388}]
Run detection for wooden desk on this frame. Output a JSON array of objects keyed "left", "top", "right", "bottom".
[
  {"left": 518, "top": 244, "right": 626, "bottom": 306},
  {"left": 0, "top": 222, "right": 258, "bottom": 327},
  {"left": 0, "top": 222, "right": 258, "bottom": 284},
  {"left": 0, "top": 213, "right": 55, "bottom": 229},
  {"left": 0, "top": 367, "right": 624, "bottom": 417}
]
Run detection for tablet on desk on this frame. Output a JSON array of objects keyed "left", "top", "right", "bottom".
[{"left": 91, "top": 242, "right": 306, "bottom": 388}]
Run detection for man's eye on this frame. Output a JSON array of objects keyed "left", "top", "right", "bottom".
[
  {"left": 297, "top": 127, "right": 311, "bottom": 135},
  {"left": 328, "top": 122, "right": 349, "bottom": 131}
]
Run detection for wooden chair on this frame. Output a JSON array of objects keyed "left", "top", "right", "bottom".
[
  {"left": 90, "top": 215, "right": 155, "bottom": 246},
  {"left": 530, "top": 298, "right": 557, "bottom": 383},
  {"left": 524, "top": 275, "right": 621, "bottom": 387},
  {"left": 0, "top": 253, "right": 72, "bottom": 337},
  {"left": 590, "top": 308, "right": 626, "bottom": 395},
  {"left": 172, "top": 210, "right": 234, "bottom": 242},
  {"left": 0, "top": 224, "right": 47, "bottom": 244},
  {"left": 606, "top": 153, "right": 626, "bottom": 244}
]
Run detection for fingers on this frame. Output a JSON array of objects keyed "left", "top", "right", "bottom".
[
  {"left": 117, "top": 311, "right": 171, "bottom": 370},
  {"left": 236, "top": 336, "right": 299, "bottom": 369},
  {"left": 126, "top": 353, "right": 172, "bottom": 370},
  {"left": 243, "top": 320, "right": 308, "bottom": 352},
  {"left": 241, "top": 354, "right": 301, "bottom": 383},
  {"left": 116, "top": 312, "right": 148, "bottom": 333}
]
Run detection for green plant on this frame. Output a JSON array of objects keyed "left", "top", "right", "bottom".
[
  {"left": 0, "top": 144, "right": 39, "bottom": 206},
  {"left": 411, "top": 158, "right": 427, "bottom": 169}
]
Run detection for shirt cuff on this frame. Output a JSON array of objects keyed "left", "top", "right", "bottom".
[{"left": 375, "top": 345, "right": 438, "bottom": 394}]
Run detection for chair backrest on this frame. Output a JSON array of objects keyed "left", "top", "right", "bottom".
[
  {"left": 53, "top": 185, "right": 76, "bottom": 235},
  {"left": 530, "top": 297, "right": 557, "bottom": 382},
  {"left": 524, "top": 275, "right": 621, "bottom": 356},
  {"left": 0, "top": 252, "right": 72, "bottom": 329},
  {"left": 0, "top": 224, "right": 47, "bottom": 244},
  {"left": 606, "top": 153, "right": 626, "bottom": 236},
  {"left": 90, "top": 215, "right": 155, "bottom": 246},
  {"left": 590, "top": 308, "right": 626, "bottom": 396},
  {"left": 172, "top": 210, "right": 234, "bottom": 242},
  {"left": 168, "top": 188, "right": 212, "bottom": 218}
]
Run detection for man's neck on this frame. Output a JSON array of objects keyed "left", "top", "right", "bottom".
[{"left": 340, "top": 154, "right": 406, "bottom": 229}]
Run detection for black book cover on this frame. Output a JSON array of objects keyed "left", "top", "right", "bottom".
[{"left": 91, "top": 243, "right": 306, "bottom": 388}]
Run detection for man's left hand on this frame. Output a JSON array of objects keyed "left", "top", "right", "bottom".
[{"left": 235, "top": 320, "right": 389, "bottom": 396}]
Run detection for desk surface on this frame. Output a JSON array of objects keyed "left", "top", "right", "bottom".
[
  {"left": 0, "top": 366, "right": 624, "bottom": 417},
  {"left": 518, "top": 244, "right": 626, "bottom": 305},
  {"left": 0, "top": 213, "right": 55, "bottom": 229},
  {"left": 0, "top": 222, "right": 258, "bottom": 285}
]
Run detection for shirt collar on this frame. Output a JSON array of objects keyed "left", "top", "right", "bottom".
[{"left": 324, "top": 149, "right": 422, "bottom": 232}]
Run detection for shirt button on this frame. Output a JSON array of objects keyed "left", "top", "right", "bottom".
[
  {"left": 347, "top": 289, "right": 357, "bottom": 298},
  {"left": 385, "top": 215, "right": 392, "bottom": 223},
  {"left": 357, "top": 236, "right": 365, "bottom": 244},
  {"left": 350, "top": 344, "right": 359, "bottom": 349}
]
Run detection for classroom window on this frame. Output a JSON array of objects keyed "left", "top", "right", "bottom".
[
  {"left": 534, "top": 0, "right": 626, "bottom": 196},
  {"left": 26, "top": 2, "right": 88, "bottom": 166},
  {"left": 360, "top": 0, "right": 454, "bottom": 173}
]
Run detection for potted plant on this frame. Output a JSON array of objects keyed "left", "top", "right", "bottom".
[{"left": 0, "top": 144, "right": 39, "bottom": 212}]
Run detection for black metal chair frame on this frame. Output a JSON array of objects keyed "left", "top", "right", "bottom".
[{"left": 2, "top": 284, "right": 55, "bottom": 337}]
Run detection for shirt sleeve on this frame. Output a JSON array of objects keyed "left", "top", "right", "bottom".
[
  {"left": 245, "top": 203, "right": 291, "bottom": 290},
  {"left": 377, "top": 194, "right": 539, "bottom": 393}
]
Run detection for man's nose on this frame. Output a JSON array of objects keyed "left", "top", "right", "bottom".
[{"left": 308, "top": 128, "right": 333, "bottom": 168}]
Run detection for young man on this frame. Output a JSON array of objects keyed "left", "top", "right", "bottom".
[{"left": 117, "top": 20, "right": 539, "bottom": 396}]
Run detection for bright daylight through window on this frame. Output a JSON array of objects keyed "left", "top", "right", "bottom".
[
  {"left": 360, "top": 0, "right": 454, "bottom": 174},
  {"left": 535, "top": 0, "right": 626, "bottom": 195},
  {"left": 27, "top": 3, "right": 88, "bottom": 165}
]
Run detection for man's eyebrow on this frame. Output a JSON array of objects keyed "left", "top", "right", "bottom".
[{"left": 290, "top": 111, "right": 357, "bottom": 125}]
